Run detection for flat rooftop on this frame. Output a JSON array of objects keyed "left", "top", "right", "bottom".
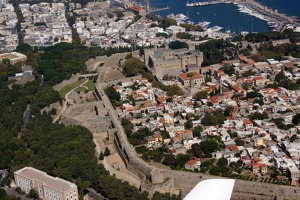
[{"left": 14, "top": 167, "right": 77, "bottom": 192}]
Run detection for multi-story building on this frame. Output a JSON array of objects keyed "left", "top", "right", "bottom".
[
  {"left": 178, "top": 71, "right": 204, "bottom": 87},
  {"left": 14, "top": 167, "right": 79, "bottom": 200},
  {"left": 0, "top": 52, "right": 27, "bottom": 65},
  {"left": 144, "top": 45, "right": 203, "bottom": 73}
]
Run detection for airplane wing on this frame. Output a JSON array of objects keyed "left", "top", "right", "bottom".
[{"left": 184, "top": 179, "right": 235, "bottom": 200}]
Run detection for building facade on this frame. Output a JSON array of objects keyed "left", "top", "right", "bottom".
[
  {"left": 144, "top": 46, "right": 203, "bottom": 73},
  {"left": 14, "top": 167, "right": 79, "bottom": 200},
  {"left": 178, "top": 71, "right": 204, "bottom": 87},
  {"left": 0, "top": 52, "right": 27, "bottom": 65}
]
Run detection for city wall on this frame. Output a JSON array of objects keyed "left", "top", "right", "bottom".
[{"left": 94, "top": 85, "right": 300, "bottom": 199}]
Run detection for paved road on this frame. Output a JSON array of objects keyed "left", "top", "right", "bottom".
[{"left": 22, "top": 105, "right": 31, "bottom": 129}]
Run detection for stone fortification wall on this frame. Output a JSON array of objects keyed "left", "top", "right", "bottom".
[
  {"left": 61, "top": 101, "right": 111, "bottom": 133},
  {"left": 52, "top": 74, "right": 80, "bottom": 91},
  {"left": 141, "top": 178, "right": 175, "bottom": 197},
  {"left": 95, "top": 86, "right": 166, "bottom": 184},
  {"left": 95, "top": 84, "right": 300, "bottom": 199}
]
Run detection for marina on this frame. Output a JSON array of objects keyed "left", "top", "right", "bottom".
[
  {"left": 137, "top": 0, "right": 300, "bottom": 33},
  {"left": 186, "top": 1, "right": 230, "bottom": 7},
  {"left": 185, "top": 0, "right": 300, "bottom": 32}
]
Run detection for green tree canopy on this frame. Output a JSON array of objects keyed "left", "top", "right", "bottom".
[
  {"left": 199, "top": 139, "right": 219, "bottom": 156},
  {"left": 123, "top": 58, "right": 147, "bottom": 77},
  {"left": 169, "top": 41, "right": 188, "bottom": 50},
  {"left": 193, "top": 91, "right": 207, "bottom": 100}
]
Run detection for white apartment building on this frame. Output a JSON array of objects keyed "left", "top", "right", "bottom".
[{"left": 14, "top": 167, "right": 79, "bottom": 200}]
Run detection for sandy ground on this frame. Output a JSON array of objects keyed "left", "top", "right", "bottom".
[{"left": 92, "top": 132, "right": 141, "bottom": 188}]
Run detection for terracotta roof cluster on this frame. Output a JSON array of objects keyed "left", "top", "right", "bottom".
[{"left": 179, "top": 71, "right": 203, "bottom": 81}]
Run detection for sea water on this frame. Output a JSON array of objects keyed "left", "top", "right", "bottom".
[{"left": 143, "top": 0, "right": 300, "bottom": 33}]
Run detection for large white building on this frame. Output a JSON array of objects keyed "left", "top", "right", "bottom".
[{"left": 14, "top": 167, "right": 79, "bottom": 200}]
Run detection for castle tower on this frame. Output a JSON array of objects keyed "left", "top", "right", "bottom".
[
  {"left": 146, "top": 0, "right": 150, "bottom": 14},
  {"left": 196, "top": 52, "right": 203, "bottom": 67}
]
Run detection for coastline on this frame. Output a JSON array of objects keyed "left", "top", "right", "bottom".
[
  {"left": 185, "top": 0, "right": 300, "bottom": 32},
  {"left": 141, "top": 0, "right": 300, "bottom": 33}
]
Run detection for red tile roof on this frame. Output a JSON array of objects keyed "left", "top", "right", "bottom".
[
  {"left": 229, "top": 145, "right": 238, "bottom": 151},
  {"left": 185, "top": 160, "right": 197, "bottom": 166},
  {"left": 244, "top": 119, "right": 253, "bottom": 125},
  {"left": 210, "top": 96, "right": 219, "bottom": 104},
  {"left": 179, "top": 72, "right": 203, "bottom": 81},
  {"left": 129, "top": 5, "right": 142, "bottom": 12},
  {"left": 253, "top": 76, "right": 265, "bottom": 81}
]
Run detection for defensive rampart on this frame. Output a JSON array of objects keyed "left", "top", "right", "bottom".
[{"left": 95, "top": 84, "right": 300, "bottom": 200}]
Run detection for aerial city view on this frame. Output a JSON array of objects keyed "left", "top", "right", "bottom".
[{"left": 1, "top": 0, "right": 300, "bottom": 199}]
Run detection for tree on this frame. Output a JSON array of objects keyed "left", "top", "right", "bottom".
[
  {"left": 234, "top": 137, "right": 245, "bottom": 146},
  {"left": 176, "top": 32, "right": 193, "bottom": 39},
  {"left": 185, "top": 120, "right": 193, "bottom": 129},
  {"left": 199, "top": 139, "right": 219, "bottom": 156},
  {"left": 99, "top": 152, "right": 104, "bottom": 160},
  {"left": 275, "top": 70, "right": 286, "bottom": 82},
  {"left": 121, "top": 118, "right": 133, "bottom": 137},
  {"left": 156, "top": 33, "right": 169, "bottom": 38},
  {"left": 292, "top": 113, "right": 300, "bottom": 124},
  {"left": 193, "top": 91, "right": 207, "bottom": 100},
  {"left": 176, "top": 154, "right": 190, "bottom": 168},
  {"left": 290, "top": 135, "right": 297, "bottom": 142},
  {"left": 209, "top": 166, "right": 221, "bottom": 176},
  {"left": 217, "top": 157, "right": 228, "bottom": 166},
  {"left": 29, "top": 189, "right": 39, "bottom": 199},
  {"left": 123, "top": 58, "right": 147, "bottom": 77},
  {"left": 15, "top": 187, "right": 22, "bottom": 194},
  {"left": 242, "top": 82, "right": 249, "bottom": 90},
  {"left": 224, "top": 106, "right": 234, "bottom": 116},
  {"left": 190, "top": 143, "right": 203, "bottom": 158},
  {"left": 162, "top": 154, "right": 176, "bottom": 167},
  {"left": 169, "top": 41, "right": 188, "bottom": 49},
  {"left": 166, "top": 84, "right": 184, "bottom": 96},
  {"left": 192, "top": 126, "right": 203, "bottom": 138},
  {"left": 105, "top": 86, "right": 121, "bottom": 101},
  {"left": 152, "top": 191, "right": 181, "bottom": 200},
  {"left": 104, "top": 147, "right": 111, "bottom": 156},
  {"left": 0, "top": 188, "right": 7, "bottom": 199},
  {"left": 187, "top": 72, "right": 195, "bottom": 77}
]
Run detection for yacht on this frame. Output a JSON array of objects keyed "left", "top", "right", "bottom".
[
  {"left": 167, "top": 13, "right": 189, "bottom": 21},
  {"left": 211, "top": 26, "right": 223, "bottom": 32},
  {"left": 198, "top": 21, "right": 211, "bottom": 27}
]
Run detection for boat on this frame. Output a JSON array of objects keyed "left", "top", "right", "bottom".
[
  {"left": 211, "top": 26, "right": 223, "bottom": 32},
  {"left": 198, "top": 21, "right": 211, "bottom": 27},
  {"left": 197, "top": 12, "right": 199, "bottom": 15},
  {"left": 267, "top": 21, "right": 279, "bottom": 28},
  {"left": 186, "top": 20, "right": 194, "bottom": 25},
  {"left": 167, "top": 13, "right": 189, "bottom": 22},
  {"left": 241, "top": 31, "right": 249, "bottom": 35}
]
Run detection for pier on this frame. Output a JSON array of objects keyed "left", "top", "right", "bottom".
[
  {"left": 149, "top": 6, "right": 170, "bottom": 14},
  {"left": 185, "top": 0, "right": 299, "bottom": 31},
  {"left": 186, "top": 1, "right": 229, "bottom": 7}
]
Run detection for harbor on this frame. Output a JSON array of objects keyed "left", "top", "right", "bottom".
[
  {"left": 148, "top": 6, "right": 170, "bottom": 14},
  {"left": 185, "top": 0, "right": 300, "bottom": 32},
  {"left": 135, "top": 0, "right": 300, "bottom": 33}
]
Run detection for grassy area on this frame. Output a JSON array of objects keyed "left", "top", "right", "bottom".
[
  {"left": 58, "top": 79, "right": 86, "bottom": 98},
  {"left": 74, "top": 80, "right": 95, "bottom": 93}
]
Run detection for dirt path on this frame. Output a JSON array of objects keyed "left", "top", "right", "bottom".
[{"left": 53, "top": 79, "right": 88, "bottom": 123}]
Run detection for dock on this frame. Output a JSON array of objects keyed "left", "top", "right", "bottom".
[
  {"left": 149, "top": 6, "right": 170, "bottom": 14},
  {"left": 186, "top": 1, "right": 229, "bottom": 7},
  {"left": 186, "top": 0, "right": 300, "bottom": 31}
]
